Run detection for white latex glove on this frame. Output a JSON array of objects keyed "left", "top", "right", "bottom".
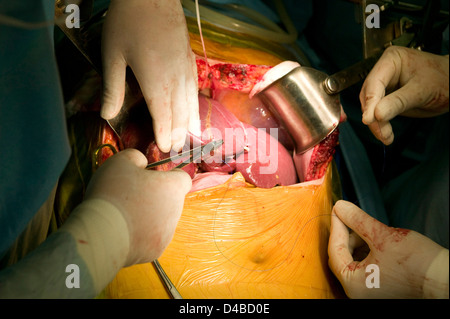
[
  {"left": 360, "top": 46, "right": 449, "bottom": 145},
  {"left": 328, "top": 200, "right": 449, "bottom": 299},
  {"left": 0, "top": 149, "right": 192, "bottom": 298},
  {"left": 84, "top": 149, "right": 192, "bottom": 266},
  {"left": 101, "top": 0, "right": 200, "bottom": 153}
]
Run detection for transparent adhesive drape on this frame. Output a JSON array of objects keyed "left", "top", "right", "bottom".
[{"left": 106, "top": 164, "right": 344, "bottom": 299}]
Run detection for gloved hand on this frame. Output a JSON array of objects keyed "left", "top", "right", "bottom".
[
  {"left": 360, "top": 46, "right": 449, "bottom": 145},
  {"left": 84, "top": 149, "right": 192, "bottom": 266},
  {"left": 101, "top": 0, "right": 200, "bottom": 153},
  {"left": 0, "top": 149, "right": 192, "bottom": 298},
  {"left": 328, "top": 200, "right": 449, "bottom": 299}
]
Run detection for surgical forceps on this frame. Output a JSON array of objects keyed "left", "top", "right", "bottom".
[{"left": 147, "top": 139, "right": 224, "bottom": 299}]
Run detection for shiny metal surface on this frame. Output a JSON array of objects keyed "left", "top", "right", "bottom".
[
  {"left": 323, "top": 52, "right": 382, "bottom": 95},
  {"left": 153, "top": 259, "right": 183, "bottom": 299},
  {"left": 257, "top": 67, "right": 341, "bottom": 154},
  {"left": 145, "top": 139, "right": 224, "bottom": 169}
]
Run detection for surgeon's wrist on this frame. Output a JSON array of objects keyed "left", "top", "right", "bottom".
[
  {"left": 422, "top": 249, "right": 449, "bottom": 299},
  {"left": 59, "top": 198, "right": 130, "bottom": 294}
]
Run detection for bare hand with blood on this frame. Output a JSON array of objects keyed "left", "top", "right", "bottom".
[
  {"left": 84, "top": 149, "right": 192, "bottom": 266},
  {"left": 360, "top": 46, "right": 449, "bottom": 145},
  {"left": 328, "top": 200, "right": 449, "bottom": 299},
  {"left": 101, "top": 0, "right": 200, "bottom": 153}
]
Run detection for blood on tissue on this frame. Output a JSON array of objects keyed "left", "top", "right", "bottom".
[
  {"left": 196, "top": 58, "right": 271, "bottom": 93},
  {"left": 100, "top": 125, "right": 119, "bottom": 163}
]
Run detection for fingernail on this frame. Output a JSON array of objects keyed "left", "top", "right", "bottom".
[
  {"left": 172, "top": 141, "right": 185, "bottom": 153},
  {"left": 171, "top": 128, "right": 187, "bottom": 151},
  {"left": 159, "top": 143, "right": 171, "bottom": 154}
]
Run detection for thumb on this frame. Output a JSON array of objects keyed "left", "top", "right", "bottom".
[
  {"left": 101, "top": 55, "right": 127, "bottom": 120},
  {"left": 374, "top": 81, "right": 422, "bottom": 122},
  {"left": 111, "top": 148, "right": 148, "bottom": 169}
]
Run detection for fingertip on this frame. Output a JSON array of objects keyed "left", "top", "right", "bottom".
[
  {"left": 171, "top": 128, "right": 188, "bottom": 152},
  {"left": 118, "top": 148, "right": 148, "bottom": 168},
  {"left": 378, "top": 121, "right": 394, "bottom": 145},
  {"left": 367, "top": 121, "right": 392, "bottom": 146},
  {"left": 380, "top": 131, "right": 394, "bottom": 146},
  {"left": 152, "top": 119, "right": 172, "bottom": 153},
  {"left": 186, "top": 77, "right": 201, "bottom": 137},
  {"left": 330, "top": 201, "right": 353, "bottom": 239},
  {"left": 362, "top": 112, "right": 374, "bottom": 125},
  {"left": 170, "top": 94, "right": 189, "bottom": 152},
  {"left": 146, "top": 92, "right": 173, "bottom": 153},
  {"left": 171, "top": 143, "right": 185, "bottom": 153},
  {"left": 384, "top": 134, "right": 394, "bottom": 145},
  {"left": 332, "top": 201, "right": 372, "bottom": 239},
  {"left": 361, "top": 98, "right": 378, "bottom": 125},
  {"left": 102, "top": 59, "right": 126, "bottom": 120},
  {"left": 333, "top": 200, "right": 356, "bottom": 217},
  {"left": 100, "top": 103, "right": 120, "bottom": 120},
  {"left": 187, "top": 92, "right": 201, "bottom": 137},
  {"left": 101, "top": 78, "right": 123, "bottom": 119},
  {"left": 157, "top": 140, "right": 172, "bottom": 154}
]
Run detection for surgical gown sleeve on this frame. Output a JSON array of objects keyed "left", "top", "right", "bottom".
[
  {"left": 0, "top": 2, "right": 71, "bottom": 259},
  {"left": 0, "top": 199, "right": 130, "bottom": 298}
]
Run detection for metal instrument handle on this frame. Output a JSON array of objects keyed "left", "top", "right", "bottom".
[
  {"left": 323, "top": 51, "right": 383, "bottom": 95},
  {"left": 152, "top": 260, "right": 183, "bottom": 299},
  {"left": 145, "top": 139, "right": 224, "bottom": 169}
]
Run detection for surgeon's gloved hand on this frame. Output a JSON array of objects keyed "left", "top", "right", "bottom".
[
  {"left": 328, "top": 200, "right": 449, "bottom": 299},
  {"left": 84, "top": 149, "right": 192, "bottom": 267},
  {"left": 360, "top": 46, "right": 449, "bottom": 145},
  {"left": 101, "top": 0, "right": 200, "bottom": 153},
  {"left": 0, "top": 149, "right": 192, "bottom": 298}
]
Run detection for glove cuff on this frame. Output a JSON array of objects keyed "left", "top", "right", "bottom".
[
  {"left": 59, "top": 199, "right": 130, "bottom": 294},
  {"left": 423, "top": 249, "right": 449, "bottom": 299}
]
